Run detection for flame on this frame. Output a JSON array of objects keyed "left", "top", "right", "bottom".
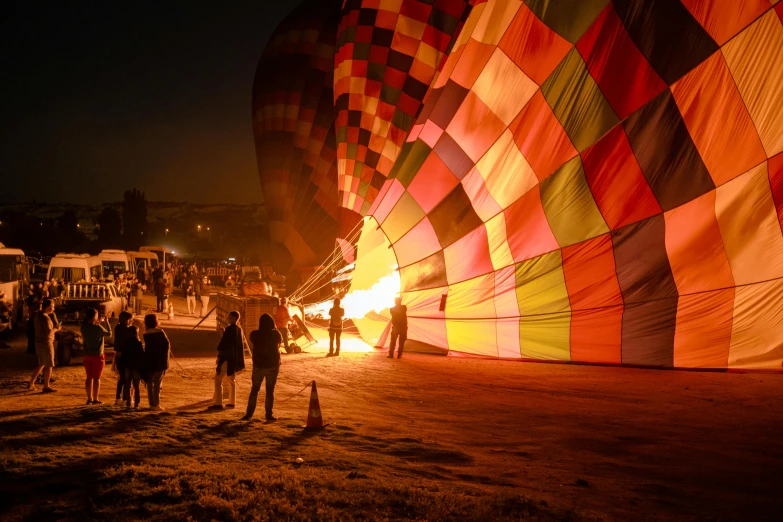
[{"left": 306, "top": 265, "right": 399, "bottom": 320}]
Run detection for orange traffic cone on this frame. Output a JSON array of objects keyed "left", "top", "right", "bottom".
[
  {"left": 168, "top": 303, "right": 175, "bottom": 322},
  {"left": 303, "top": 380, "right": 329, "bottom": 431}
]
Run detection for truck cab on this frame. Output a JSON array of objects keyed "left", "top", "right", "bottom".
[{"left": 57, "top": 282, "right": 124, "bottom": 323}]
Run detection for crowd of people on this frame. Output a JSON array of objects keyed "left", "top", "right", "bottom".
[
  {"left": 14, "top": 262, "right": 410, "bottom": 420},
  {"left": 24, "top": 301, "right": 285, "bottom": 420}
]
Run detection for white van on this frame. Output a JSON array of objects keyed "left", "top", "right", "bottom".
[
  {"left": 128, "top": 251, "right": 158, "bottom": 273},
  {"left": 0, "top": 246, "right": 28, "bottom": 326},
  {"left": 47, "top": 253, "right": 103, "bottom": 283},
  {"left": 99, "top": 249, "right": 133, "bottom": 276},
  {"left": 140, "top": 246, "right": 177, "bottom": 270}
]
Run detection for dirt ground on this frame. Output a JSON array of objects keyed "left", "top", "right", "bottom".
[{"left": 1, "top": 295, "right": 782, "bottom": 521}]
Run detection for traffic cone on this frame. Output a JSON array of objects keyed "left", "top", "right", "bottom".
[
  {"left": 303, "top": 380, "right": 329, "bottom": 431},
  {"left": 168, "top": 303, "right": 175, "bottom": 322}
]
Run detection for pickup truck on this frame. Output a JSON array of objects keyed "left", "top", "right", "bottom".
[{"left": 56, "top": 282, "right": 124, "bottom": 323}]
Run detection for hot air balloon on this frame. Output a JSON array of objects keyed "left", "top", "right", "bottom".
[
  {"left": 332, "top": 0, "right": 480, "bottom": 253},
  {"left": 351, "top": 0, "right": 783, "bottom": 370},
  {"left": 253, "top": 0, "right": 344, "bottom": 269}
]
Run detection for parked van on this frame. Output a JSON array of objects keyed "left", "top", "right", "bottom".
[
  {"left": 47, "top": 253, "right": 103, "bottom": 283},
  {"left": 98, "top": 249, "right": 133, "bottom": 276},
  {"left": 0, "top": 246, "right": 30, "bottom": 326},
  {"left": 140, "top": 246, "right": 177, "bottom": 270},
  {"left": 128, "top": 251, "right": 157, "bottom": 273}
]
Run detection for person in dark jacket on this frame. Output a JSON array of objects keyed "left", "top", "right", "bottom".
[
  {"left": 25, "top": 287, "right": 40, "bottom": 354},
  {"left": 154, "top": 277, "right": 166, "bottom": 313},
  {"left": 209, "top": 311, "right": 245, "bottom": 410},
  {"left": 388, "top": 297, "right": 408, "bottom": 359},
  {"left": 328, "top": 298, "right": 344, "bottom": 357},
  {"left": 118, "top": 314, "right": 144, "bottom": 409},
  {"left": 142, "top": 314, "right": 170, "bottom": 411},
  {"left": 242, "top": 314, "right": 282, "bottom": 421},
  {"left": 113, "top": 311, "right": 134, "bottom": 406}
]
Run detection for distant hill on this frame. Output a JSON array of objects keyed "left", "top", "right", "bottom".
[{"left": 0, "top": 201, "right": 267, "bottom": 239}]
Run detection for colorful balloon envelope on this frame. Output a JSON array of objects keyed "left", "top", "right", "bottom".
[
  {"left": 253, "top": 0, "right": 343, "bottom": 267},
  {"left": 355, "top": 0, "right": 783, "bottom": 370},
  {"left": 333, "top": 0, "right": 479, "bottom": 236}
]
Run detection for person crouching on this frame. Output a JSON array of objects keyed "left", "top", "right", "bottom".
[
  {"left": 209, "top": 311, "right": 245, "bottom": 410},
  {"left": 143, "top": 314, "right": 170, "bottom": 411}
]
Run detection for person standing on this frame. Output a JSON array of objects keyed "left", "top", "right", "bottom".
[
  {"left": 209, "top": 311, "right": 245, "bottom": 410},
  {"left": 120, "top": 316, "right": 145, "bottom": 409},
  {"left": 198, "top": 278, "right": 210, "bottom": 317},
  {"left": 275, "top": 297, "right": 293, "bottom": 354},
  {"left": 388, "top": 297, "right": 408, "bottom": 359},
  {"left": 242, "top": 313, "right": 282, "bottom": 421},
  {"left": 328, "top": 298, "right": 344, "bottom": 357},
  {"left": 80, "top": 308, "right": 112, "bottom": 404},
  {"left": 163, "top": 271, "right": 172, "bottom": 311},
  {"left": 48, "top": 279, "right": 62, "bottom": 299},
  {"left": 154, "top": 277, "right": 166, "bottom": 313},
  {"left": 134, "top": 280, "right": 145, "bottom": 317},
  {"left": 112, "top": 311, "right": 134, "bottom": 406},
  {"left": 28, "top": 299, "right": 59, "bottom": 392},
  {"left": 185, "top": 280, "right": 196, "bottom": 315},
  {"left": 25, "top": 286, "right": 40, "bottom": 354},
  {"left": 0, "top": 291, "right": 12, "bottom": 349},
  {"left": 136, "top": 264, "right": 146, "bottom": 286},
  {"left": 142, "top": 314, "right": 170, "bottom": 411}
]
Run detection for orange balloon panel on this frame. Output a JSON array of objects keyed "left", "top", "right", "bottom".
[
  {"left": 263, "top": 0, "right": 783, "bottom": 370},
  {"left": 353, "top": 0, "right": 783, "bottom": 370}
]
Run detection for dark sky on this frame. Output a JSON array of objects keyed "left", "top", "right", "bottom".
[{"left": 0, "top": 1, "right": 302, "bottom": 205}]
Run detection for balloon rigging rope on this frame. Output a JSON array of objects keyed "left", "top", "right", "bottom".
[{"left": 289, "top": 220, "right": 364, "bottom": 302}]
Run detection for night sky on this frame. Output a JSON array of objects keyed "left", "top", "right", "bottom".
[{"left": 0, "top": 1, "right": 301, "bottom": 205}]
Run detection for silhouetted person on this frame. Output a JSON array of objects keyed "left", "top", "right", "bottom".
[
  {"left": 121, "top": 317, "right": 145, "bottom": 409},
  {"left": 0, "top": 290, "right": 12, "bottom": 349},
  {"left": 154, "top": 277, "right": 166, "bottom": 313},
  {"left": 112, "top": 311, "right": 134, "bottom": 406},
  {"left": 198, "top": 278, "right": 210, "bottom": 317},
  {"left": 143, "top": 314, "right": 170, "bottom": 411},
  {"left": 328, "top": 298, "right": 344, "bottom": 357},
  {"left": 243, "top": 313, "right": 282, "bottom": 422},
  {"left": 25, "top": 286, "right": 39, "bottom": 354},
  {"left": 388, "top": 297, "right": 408, "bottom": 359},
  {"left": 210, "top": 310, "right": 245, "bottom": 410}
]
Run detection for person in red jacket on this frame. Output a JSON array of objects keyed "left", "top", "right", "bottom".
[{"left": 275, "top": 298, "right": 293, "bottom": 353}]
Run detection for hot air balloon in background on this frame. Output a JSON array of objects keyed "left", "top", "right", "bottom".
[
  {"left": 332, "top": 0, "right": 480, "bottom": 259},
  {"left": 252, "top": 0, "right": 344, "bottom": 270},
  {"left": 349, "top": 0, "right": 783, "bottom": 369}
]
